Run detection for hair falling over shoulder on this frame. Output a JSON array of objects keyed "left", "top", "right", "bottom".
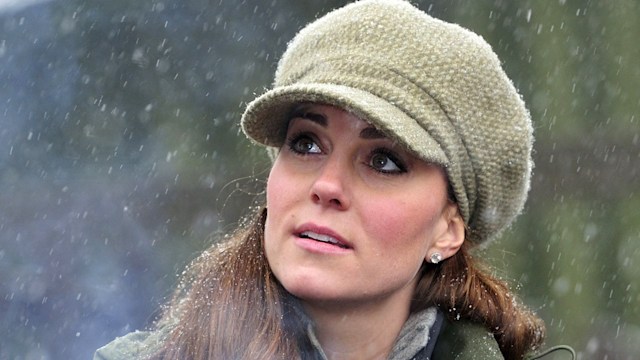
[{"left": 414, "top": 241, "right": 546, "bottom": 359}]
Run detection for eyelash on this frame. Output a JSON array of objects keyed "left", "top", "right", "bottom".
[
  {"left": 286, "top": 131, "right": 320, "bottom": 155},
  {"left": 368, "top": 148, "right": 407, "bottom": 174},
  {"left": 285, "top": 131, "right": 407, "bottom": 175}
]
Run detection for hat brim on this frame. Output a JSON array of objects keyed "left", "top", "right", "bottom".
[{"left": 241, "top": 83, "right": 449, "bottom": 167}]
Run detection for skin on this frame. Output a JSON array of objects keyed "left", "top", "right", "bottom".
[{"left": 264, "top": 104, "right": 465, "bottom": 360}]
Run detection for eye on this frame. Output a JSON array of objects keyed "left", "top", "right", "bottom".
[
  {"left": 369, "top": 150, "right": 406, "bottom": 174},
  {"left": 287, "top": 133, "right": 322, "bottom": 155}
]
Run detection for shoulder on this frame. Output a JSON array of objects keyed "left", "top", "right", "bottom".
[
  {"left": 432, "top": 319, "right": 504, "bottom": 360},
  {"left": 93, "top": 329, "right": 166, "bottom": 360}
]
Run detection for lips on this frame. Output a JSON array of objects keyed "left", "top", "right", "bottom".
[
  {"left": 295, "top": 224, "right": 352, "bottom": 249},
  {"left": 299, "top": 231, "right": 349, "bottom": 249}
]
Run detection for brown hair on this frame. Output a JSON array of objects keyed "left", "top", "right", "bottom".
[
  {"left": 413, "top": 242, "right": 545, "bottom": 359},
  {"left": 153, "top": 207, "right": 544, "bottom": 359}
]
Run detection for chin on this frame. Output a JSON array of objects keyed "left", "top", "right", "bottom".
[{"left": 277, "top": 273, "right": 341, "bottom": 303}]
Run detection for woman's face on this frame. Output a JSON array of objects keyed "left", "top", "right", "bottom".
[{"left": 264, "top": 104, "right": 461, "bottom": 309}]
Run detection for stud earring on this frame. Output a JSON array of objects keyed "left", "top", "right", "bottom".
[{"left": 429, "top": 252, "right": 443, "bottom": 264}]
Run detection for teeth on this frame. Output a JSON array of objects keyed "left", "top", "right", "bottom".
[{"left": 300, "top": 231, "right": 340, "bottom": 245}]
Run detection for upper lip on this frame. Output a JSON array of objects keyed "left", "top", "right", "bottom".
[{"left": 294, "top": 223, "right": 352, "bottom": 249}]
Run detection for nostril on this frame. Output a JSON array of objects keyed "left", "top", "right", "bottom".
[
  {"left": 309, "top": 166, "right": 350, "bottom": 209},
  {"left": 310, "top": 189, "right": 346, "bottom": 209}
]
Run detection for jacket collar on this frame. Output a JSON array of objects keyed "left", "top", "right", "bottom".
[{"left": 307, "top": 307, "right": 442, "bottom": 360}]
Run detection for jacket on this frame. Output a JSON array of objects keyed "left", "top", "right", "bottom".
[{"left": 94, "top": 308, "right": 505, "bottom": 360}]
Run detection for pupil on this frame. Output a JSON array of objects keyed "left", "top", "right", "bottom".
[
  {"left": 298, "top": 139, "right": 312, "bottom": 152},
  {"left": 373, "top": 154, "right": 387, "bottom": 168}
]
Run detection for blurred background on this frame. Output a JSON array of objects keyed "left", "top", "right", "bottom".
[{"left": 0, "top": 0, "right": 638, "bottom": 359}]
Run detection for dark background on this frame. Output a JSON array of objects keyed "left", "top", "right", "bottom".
[{"left": 1, "top": 0, "right": 638, "bottom": 358}]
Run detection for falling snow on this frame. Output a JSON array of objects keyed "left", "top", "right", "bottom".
[{"left": 0, "top": 0, "right": 638, "bottom": 359}]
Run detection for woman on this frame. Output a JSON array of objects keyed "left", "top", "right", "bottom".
[{"left": 96, "top": 0, "right": 562, "bottom": 359}]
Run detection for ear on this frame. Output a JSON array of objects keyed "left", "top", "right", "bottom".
[{"left": 426, "top": 202, "right": 465, "bottom": 262}]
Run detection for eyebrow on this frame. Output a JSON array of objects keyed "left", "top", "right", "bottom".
[
  {"left": 291, "top": 109, "right": 386, "bottom": 140},
  {"left": 359, "top": 127, "right": 386, "bottom": 139},
  {"left": 291, "top": 109, "right": 327, "bottom": 127}
]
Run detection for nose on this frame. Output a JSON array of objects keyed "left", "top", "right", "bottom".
[{"left": 309, "top": 155, "right": 351, "bottom": 210}]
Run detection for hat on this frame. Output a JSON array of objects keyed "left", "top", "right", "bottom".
[{"left": 241, "top": 0, "right": 533, "bottom": 246}]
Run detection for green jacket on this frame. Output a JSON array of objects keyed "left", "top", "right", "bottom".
[
  {"left": 432, "top": 319, "right": 503, "bottom": 359},
  {"left": 94, "top": 311, "right": 504, "bottom": 359}
]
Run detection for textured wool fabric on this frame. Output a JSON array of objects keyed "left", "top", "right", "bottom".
[{"left": 241, "top": 0, "right": 533, "bottom": 246}]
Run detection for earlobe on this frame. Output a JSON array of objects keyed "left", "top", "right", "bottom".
[{"left": 426, "top": 203, "right": 465, "bottom": 262}]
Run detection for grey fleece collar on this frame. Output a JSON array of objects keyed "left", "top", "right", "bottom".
[{"left": 308, "top": 307, "right": 440, "bottom": 360}]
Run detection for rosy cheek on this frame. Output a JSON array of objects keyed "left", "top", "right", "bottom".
[
  {"left": 362, "top": 201, "right": 409, "bottom": 244},
  {"left": 266, "top": 179, "right": 279, "bottom": 207},
  {"left": 266, "top": 163, "right": 303, "bottom": 221},
  {"left": 266, "top": 164, "right": 288, "bottom": 206},
  {"left": 363, "top": 197, "right": 437, "bottom": 249}
]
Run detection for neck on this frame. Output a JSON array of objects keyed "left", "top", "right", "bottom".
[{"left": 303, "top": 287, "right": 414, "bottom": 360}]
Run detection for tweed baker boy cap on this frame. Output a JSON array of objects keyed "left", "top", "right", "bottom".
[{"left": 241, "top": 0, "right": 533, "bottom": 246}]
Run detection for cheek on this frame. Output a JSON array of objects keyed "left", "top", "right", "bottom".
[
  {"left": 363, "top": 197, "right": 439, "bottom": 250},
  {"left": 266, "top": 162, "right": 292, "bottom": 209},
  {"left": 264, "top": 171, "right": 285, "bottom": 267},
  {"left": 363, "top": 200, "right": 407, "bottom": 240},
  {"left": 265, "top": 161, "right": 302, "bottom": 237}
]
